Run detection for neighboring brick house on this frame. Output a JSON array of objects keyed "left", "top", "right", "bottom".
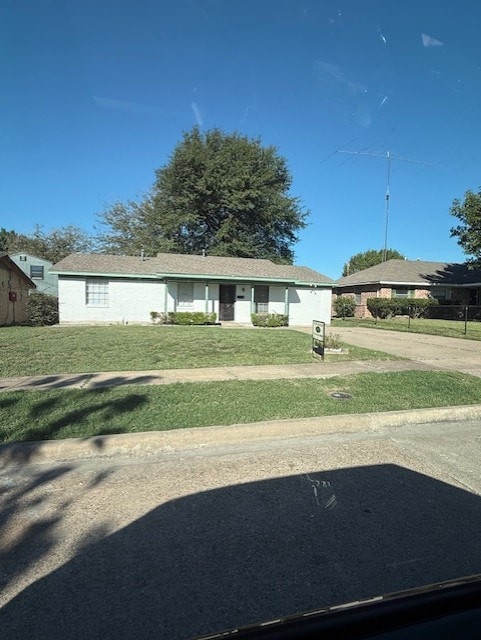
[
  {"left": 0, "top": 253, "right": 36, "bottom": 325},
  {"left": 334, "top": 259, "right": 481, "bottom": 318},
  {"left": 50, "top": 252, "right": 334, "bottom": 326}
]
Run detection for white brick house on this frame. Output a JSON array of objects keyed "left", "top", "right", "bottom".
[{"left": 50, "top": 253, "right": 333, "bottom": 326}]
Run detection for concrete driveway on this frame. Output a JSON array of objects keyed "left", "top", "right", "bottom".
[{"left": 329, "top": 326, "right": 481, "bottom": 376}]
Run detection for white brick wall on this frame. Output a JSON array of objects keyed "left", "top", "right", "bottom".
[
  {"left": 58, "top": 277, "right": 166, "bottom": 324},
  {"left": 288, "top": 287, "right": 331, "bottom": 326}
]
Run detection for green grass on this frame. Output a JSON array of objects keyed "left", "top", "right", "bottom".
[
  {"left": 0, "top": 325, "right": 400, "bottom": 377},
  {"left": 332, "top": 317, "right": 481, "bottom": 340},
  {"left": 1, "top": 370, "right": 480, "bottom": 443}
]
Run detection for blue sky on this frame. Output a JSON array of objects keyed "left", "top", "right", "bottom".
[{"left": 2, "top": 0, "right": 481, "bottom": 278}]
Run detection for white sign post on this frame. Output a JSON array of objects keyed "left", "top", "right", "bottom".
[{"left": 312, "top": 320, "right": 325, "bottom": 360}]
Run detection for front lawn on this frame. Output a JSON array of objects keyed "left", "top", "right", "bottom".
[
  {"left": 0, "top": 325, "right": 400, "bottom": 377},
  {"left": 1, "top": 370, "right": 480, "bottom": 443},
  {"left": 332, "top": 317, "right": 481, "bottom": 340}
]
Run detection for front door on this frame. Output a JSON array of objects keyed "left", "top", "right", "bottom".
[{"left": 219, "top": 285, "right": 236, "bottom": 321}]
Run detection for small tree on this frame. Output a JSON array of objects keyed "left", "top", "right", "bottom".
[{"left": 333, "top": 296, "right": 356, "bottom": 318}]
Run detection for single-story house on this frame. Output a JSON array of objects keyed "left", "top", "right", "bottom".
[
  {"left": 10, "top": 253, "right": 58, "bottom": 296},
  {"left": 50, "top": 252, "right": 334, "bottom": 326},
  {"left": 0, "top": 253, "right": 36, "bottom": 325},
  {"left": 335, "top": 259, "right": 481, "bottom": 317}
]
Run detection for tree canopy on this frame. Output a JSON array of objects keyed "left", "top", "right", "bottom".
[
  {"left": 97, "top": 127, "right": 308, "bottom": 263},
  {"left": 342, "top": 248, "right": 405, "bottom": 277},
  {"left": 0, "top": 225, "right": 95, "bottom": 263},
  {"left": 450, "top": 189, "right": 481, "bottom": 268}
]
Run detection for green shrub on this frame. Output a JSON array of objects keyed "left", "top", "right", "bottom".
[
  {"left": 367, "top": 297, "right": 439, "bottom": 319},
  {"left": 150, "top": 311, "right": 173, "bottom": 324},
  {"left": 27, "top": 292, "right": 59, "bottom": 326},
  {"left": 333, "top": 296, "right": 356, "bottom": 318},
  {"left": 366, "top": 298, "right": 393, "bottom": 319},
  {"left": 407, "top": 298, "right": 439, "bottom": 318},
  {"left": 251, "top": 313, "right": 288, "bottom": 327},
  {"left": 169, "top": 311, "right": 217, "bottom": 325}
]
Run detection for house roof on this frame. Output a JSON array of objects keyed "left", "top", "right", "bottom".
[
  {"left": 0, "top": 253, "right": 36, "bottom": 288},
  {"left": 336, "top": 259, "right": 481, "bottom": 287},
  {"left": 51, "top": 252, "right": 334, "bottom": 286}
]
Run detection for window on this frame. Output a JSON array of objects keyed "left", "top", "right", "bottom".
[
  {"left": 392, "top": 288, "right": 413, "bottom": 298},
  {"left": 86, "top": 279, "right": 109, "bottom": 306},
  {"left": 177, "top": 282, "right": 194, "bottom": 308},
  {"left": 354, "top": 292, "right": 362, "bottom": 305},
  {"left": 432, "top": 288, "right": 452, "bottom": 302},
  {"left": 254, "top": 285, "right": 269, "bottom": 313},
  {"left": 30, "top": 265, "right": 44, "bottom": 279}
]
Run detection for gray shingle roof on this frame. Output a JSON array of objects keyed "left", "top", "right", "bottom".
[
  {"left": 336, "top": 259, "right": 481, "bottom": 286},
  {"left": 51, "top": 252, "right": 333, "bottom": 285}
]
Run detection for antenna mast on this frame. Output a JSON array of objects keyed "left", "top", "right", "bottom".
[{"left": 337, "top": 149, "right": 431, "bottom": 262}]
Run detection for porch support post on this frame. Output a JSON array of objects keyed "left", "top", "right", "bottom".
[
  {"left": 284, "top": 286, "right": 289, "bottom": 317},
  {"left": 251, "top": 284, "right": 255, "bottom": 316},
  {"left": 164, "top": 281, "right": 169, "bottom": 313},
  {"left": 205, "top": 282, "right": 209, "bottom": 313}
]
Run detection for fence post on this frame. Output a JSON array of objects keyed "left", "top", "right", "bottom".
[{"left": 464, "top": 305, "right": 468, "bottom": 335}]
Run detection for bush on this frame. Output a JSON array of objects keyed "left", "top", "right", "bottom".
[
  {"left": 27, "top": 292, "right": 59, "bottom": 326},
  {"left": 367, "top": 297, "right": 439, "bottom": 319},
  {"left": 150, "top": 311, "right": 173, "bottom": 324},
  {"left": 366, "top": 298, "right": 393, "bottom": 319},
  {"left": 251, "top": 313, "right": 288, "bottom": 327},
  {"left": 407, "top": 298, "right": 439, "bottom": 318},
  {"left": 168, "top": 311, "right": 217, "bottom": 325},
  {"left": 325, "top": 333, "right": 343, "bottom": 349},
  {"left": 333, "top": 296, "right": 356, "bottom": 318}
]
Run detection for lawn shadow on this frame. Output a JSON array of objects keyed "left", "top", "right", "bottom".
[
  {"left": 0, "top": 390, "right": 149, "bottom": 464},
  {"left": 2, "top": 464, "right": 481, "bottom": 639}
]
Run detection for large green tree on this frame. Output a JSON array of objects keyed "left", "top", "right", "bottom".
[
  {"left": 0, "top": 224, "right": 95, "bottom": 263},
  {"left": 342, "top": 248, "right": 405, "bottom": 277},
  {"left": 97, "top": 127, "right": 308, "bottom": 263},
  {"left": 450, "top": 188, "right": 481, "bottom": 267}
]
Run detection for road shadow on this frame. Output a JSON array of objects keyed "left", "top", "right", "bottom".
[{"left": 2, "top": 464, "right": 481, "bottom": 639}]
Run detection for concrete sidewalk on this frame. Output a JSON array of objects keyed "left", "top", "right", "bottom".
[{"left": 0, "top": 359, "right": 436, "bottom": 392}]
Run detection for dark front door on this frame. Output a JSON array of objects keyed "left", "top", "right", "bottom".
[{"left": 219, "top": 284, "right": 236, "bottom": 321}]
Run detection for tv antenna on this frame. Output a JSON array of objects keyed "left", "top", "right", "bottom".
[{"left": 337, "top": 149, "right": 432, "bottom": 262}]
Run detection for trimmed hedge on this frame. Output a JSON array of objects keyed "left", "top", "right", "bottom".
[
  {"left": 150, "top": 311, "right": 217, "bottom": 325},
  {"left": 367, "top": 297, "right": 439, "bottom": 319},
  {"left": 27, "top": 292, "right": 59, "bottom": 326},
  {"left": 251, "top": 313, "right": 288, "bottom": 327}
]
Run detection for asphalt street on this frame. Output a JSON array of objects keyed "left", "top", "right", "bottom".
[{"left": 2, "top": 417, "right": 481, "bottom": 639}]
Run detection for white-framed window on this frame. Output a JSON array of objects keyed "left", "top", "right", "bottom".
[
  {"left": 392, "top": 288, "right": 414, "bottom": 298},
  {"left": 86, "top": 278, "right": 109, "bottom": 306},
  {"left": 30, "top": 265, "right": 44, "bottom": 279},
  {"left": 177, "top": 281, "right": 194, "bottom": 308}
]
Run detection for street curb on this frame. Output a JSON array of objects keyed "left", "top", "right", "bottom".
[{"left": 2, "top": 404, "right": 481, "bottom": 468}]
